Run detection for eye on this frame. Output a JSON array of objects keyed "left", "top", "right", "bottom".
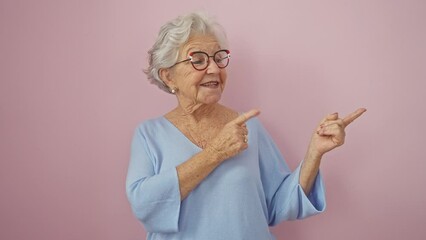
[
  {"left": 215, "top": 52, "right": 228, "bottom": 63},
  {"left": 191, "top": 54, "right": 207, "bottom": 65},
  {"left": 215, "top": 56, "right": 225, "bottom": 63},
  {"left": 192, "top": 59, "right": 206, "bottom": 65}
]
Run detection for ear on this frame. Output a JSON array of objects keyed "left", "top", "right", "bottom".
[{"left": 159, "top": 68, "right": 175, "bottom": 89}]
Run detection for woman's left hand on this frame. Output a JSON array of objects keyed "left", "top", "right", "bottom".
[{"left": 307, "top": 108, "right": 367, "bottom": 158}]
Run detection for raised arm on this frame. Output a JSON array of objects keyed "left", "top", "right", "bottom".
[{"left": 300, "top": 108, "right": 367, "bottom": 195}]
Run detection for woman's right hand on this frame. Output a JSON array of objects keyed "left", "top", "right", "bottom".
[{"left": 206, "top": 109, "right": 260, "bottom": 160}]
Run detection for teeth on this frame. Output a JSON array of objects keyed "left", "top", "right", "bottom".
[{"left": 201, "top": 81, "right": 218, "bottom": 86}]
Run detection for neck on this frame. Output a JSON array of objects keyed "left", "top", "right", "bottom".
[{"left": 175, "top": 103, "right": 220, "bottom": 123}]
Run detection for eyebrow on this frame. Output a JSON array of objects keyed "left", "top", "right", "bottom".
[{"left": 186, "top": 47, "right": 222, "bottom": 55}]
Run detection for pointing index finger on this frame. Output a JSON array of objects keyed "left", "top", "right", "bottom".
[
  {"left": 343, "top": 108, "right": 367, "bottom": 127},
  {"left": 232, "top": 109, "right": 261, "bottom": 125}
]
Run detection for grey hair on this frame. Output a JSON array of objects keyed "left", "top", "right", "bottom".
[{"left": 144, "top": 12, "right": 229, "bottom": 93}]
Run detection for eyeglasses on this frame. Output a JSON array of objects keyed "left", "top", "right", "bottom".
[{"left": 172, "top": 49, "right": 230, "bottom": 71}]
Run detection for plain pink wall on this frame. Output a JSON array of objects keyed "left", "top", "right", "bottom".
[{"left": 1, "top": 0, "right": 425, "bottom": 239}]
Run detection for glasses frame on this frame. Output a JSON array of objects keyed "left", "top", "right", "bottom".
[{"left": 171, "top": 49, "right": 230, "bottom": 71}]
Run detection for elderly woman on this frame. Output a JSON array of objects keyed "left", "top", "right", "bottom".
[{"left": 126, "top": 12, "right": 365, "bottom": 239}]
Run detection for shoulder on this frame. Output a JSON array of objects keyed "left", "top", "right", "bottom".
[
  {"left": 134, "top": 116, "right": 168, "bottom": 136},
  {"left": 246, "top": 117, "right": 274, "bottom": 145},
  {"left": 246, "top": 116, "right": 264, "bottom": 131}
]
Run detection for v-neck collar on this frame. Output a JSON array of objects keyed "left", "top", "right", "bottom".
[{"left": 160, "top": 116, "right": 203, "bottom": 151}]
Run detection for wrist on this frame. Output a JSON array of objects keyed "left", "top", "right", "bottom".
[
  {"left": 204, "top": 145, "right": 226, "bottom": 163},
  {"left": 305, "top": 148, "right": 323, "bottom": 163}
]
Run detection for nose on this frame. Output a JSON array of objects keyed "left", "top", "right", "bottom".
[{"left": 206, "top": 57, "right": 221, "bottom": 74}]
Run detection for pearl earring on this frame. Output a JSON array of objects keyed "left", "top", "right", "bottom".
[{"left": 171, "top": 88, "right": 177, "bottom": 94}]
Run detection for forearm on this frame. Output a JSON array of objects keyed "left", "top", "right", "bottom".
[
  {"left": 300, "top": 149, "right": 322, "bottom": 195},
  {"left": 176, "top": 147, "right": 224, "bottom": 200}
]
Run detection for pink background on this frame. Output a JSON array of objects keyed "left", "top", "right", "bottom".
[{"left": 1, "top": 0, "right": 425, "bottom": 239}]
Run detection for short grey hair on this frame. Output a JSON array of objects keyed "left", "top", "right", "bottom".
[{"left": 144, "top": 12, "right": 229, "bottom": 93}]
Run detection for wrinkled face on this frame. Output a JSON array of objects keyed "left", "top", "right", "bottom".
[{"left": 169, "top": 34, "right": 227, "bottom": 107}]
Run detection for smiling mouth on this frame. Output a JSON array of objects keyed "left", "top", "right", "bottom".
[{"left": 200, "top": 81, "right": 220, "bottom": 88}]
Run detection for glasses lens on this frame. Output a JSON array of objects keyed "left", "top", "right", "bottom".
[
  {"left": 190, "top": 52, "right": 209, "bottom": 70},
  {"left": 214, "top": 50, "right": 230, "bottom": 68}
]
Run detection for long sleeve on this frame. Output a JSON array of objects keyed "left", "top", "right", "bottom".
[
  {"left": 255, "top": 120, "right": 326, "bottom": 226},
  {"left": 126, "top": 126, "right": 181, "bottom": 233}
]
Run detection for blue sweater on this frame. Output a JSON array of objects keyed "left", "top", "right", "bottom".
[{"left": 126, "top": 116, "right": 326, "bottom": 240}]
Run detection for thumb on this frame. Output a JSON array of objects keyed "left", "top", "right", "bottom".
[{"left": 320, "top": 112, "right": 339, "bottom": 124}]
